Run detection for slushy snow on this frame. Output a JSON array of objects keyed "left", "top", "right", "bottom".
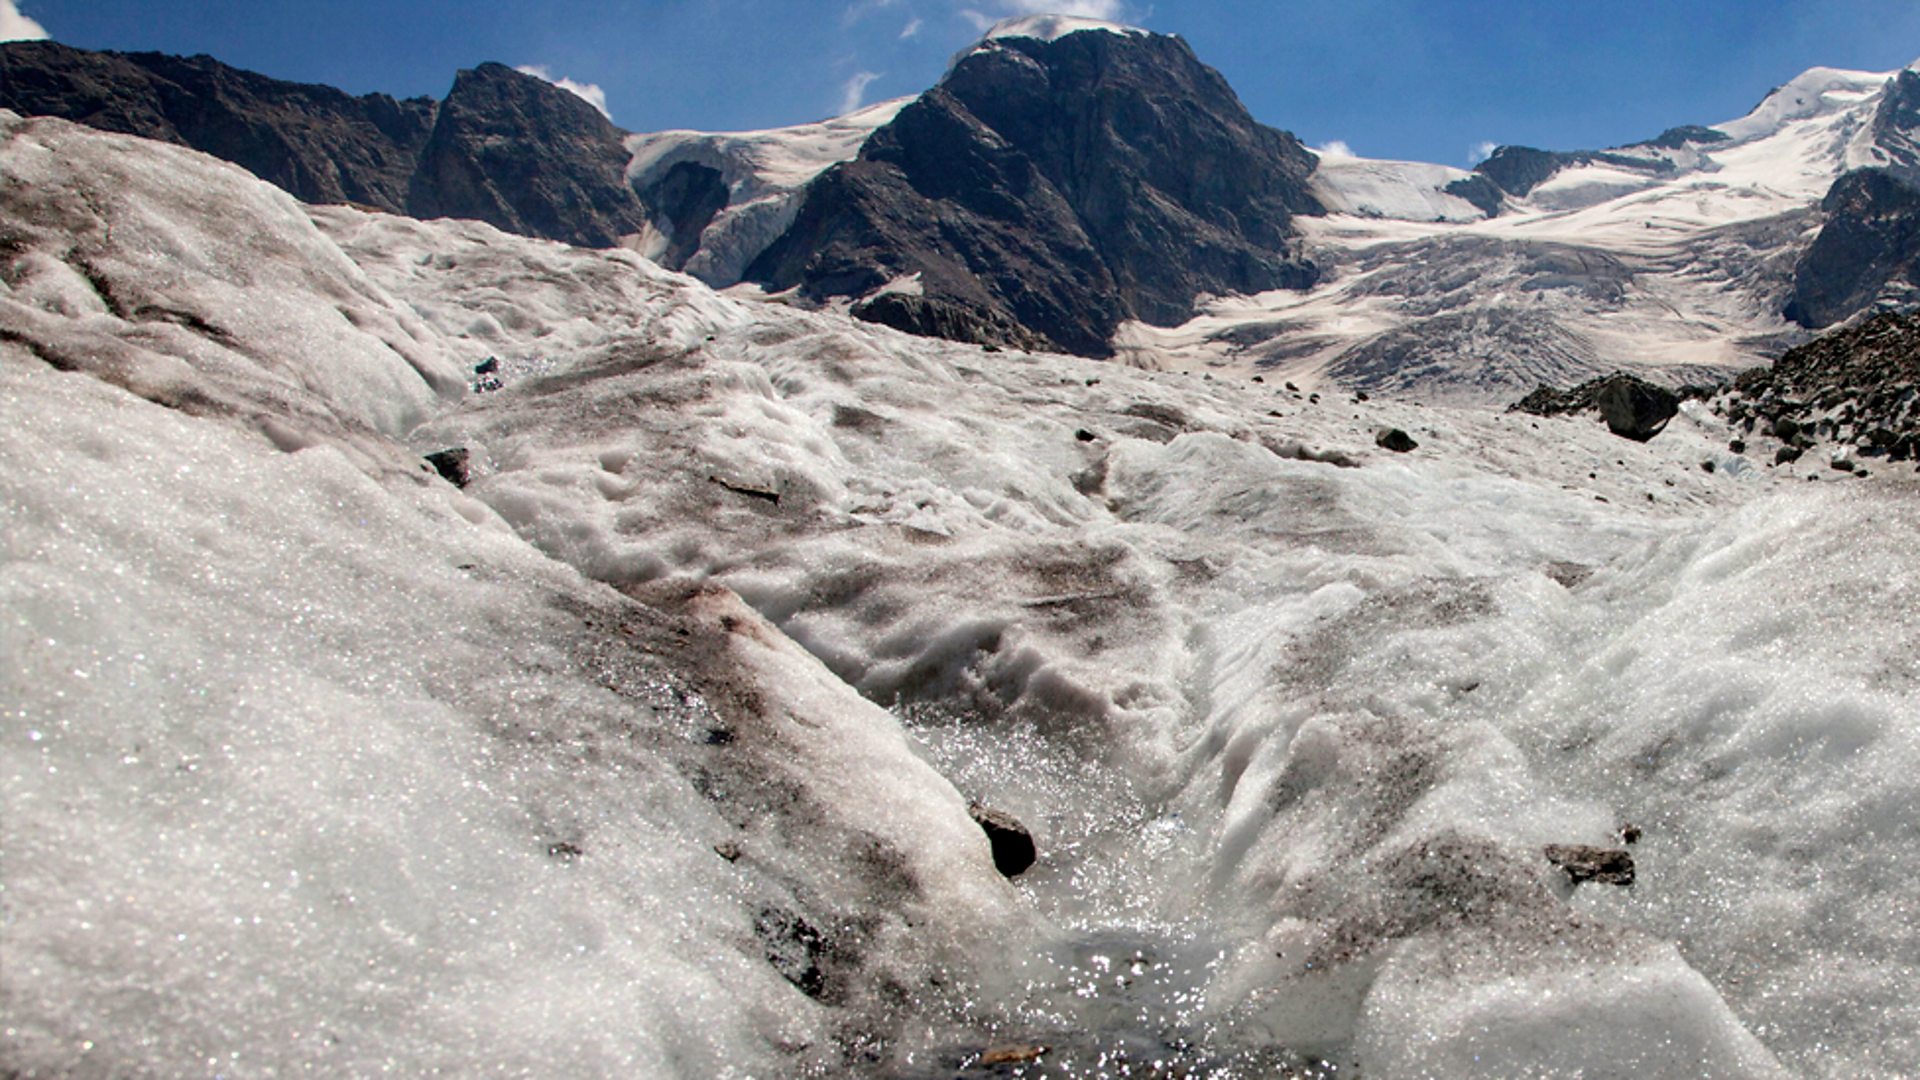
[{"left": 7, "top": 108, "right": 1920, "bottom": 1077}]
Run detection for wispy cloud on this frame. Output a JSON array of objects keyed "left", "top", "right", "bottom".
[
  {"left": 1469, "top": 140, "right": 1498, "bottom": 165},
  {"left": 900, "top": 16, "right": 924, "bottom": 39},
  {"left": 842, "top": 0, "right": 899, "bottom": 27},
  {"left": 959, "top": 1, "right": 1134, "bottom": 33},
  {"left": 1315, "top": 140, "right": 1356, "bottom": 160},
  {"left": 515, "top": 65, "right": 612, "bottom": 120},
  {"left": 839, "top": 70, "right": 883, "bottom": 115},
  {"left": 0, "top": 0, "right": 49, "bottom": 42}
]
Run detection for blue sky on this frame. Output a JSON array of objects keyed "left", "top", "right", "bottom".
[{"left": 11, "top": 0, "right": 1920, "bottom": 165}]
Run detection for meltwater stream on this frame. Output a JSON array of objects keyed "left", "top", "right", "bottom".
[{"left": 885, "top": 705, "right": 1341, "bottom": 1079}]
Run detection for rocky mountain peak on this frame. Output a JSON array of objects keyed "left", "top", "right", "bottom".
[
  {"left": 745, "top": 18, "right": 1321, "bottom": 355},
  {"left": 408, "top": 62, "right": 649, "bottom": 247}
]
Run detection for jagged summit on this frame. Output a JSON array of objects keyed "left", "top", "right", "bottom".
[{"left": 744, "top": 21, "right": 1321, "bottom": 354}]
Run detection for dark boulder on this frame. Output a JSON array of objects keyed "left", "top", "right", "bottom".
[
  {"left": 425, "top": 448, "right": 471, "bottom": 487},
  {"left": 968, "top": 802, "right": 1037, "bottom": 878},
  {"left": 1593, "top": 374, "right": 1680, "bottom": 441},
  {"left": 1375, "top": 427, "right": 1419, "bottom": 453},
  {"left": 1509, "top": 372, "right": 1680, "bottom": 441},
  {"left": 1543, "top": 844, "right": 1634, "bottom": 886}
]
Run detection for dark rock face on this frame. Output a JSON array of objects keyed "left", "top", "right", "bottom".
[
  {"left": 967, "top": 802, "right": 1036, "bottom": 878},
  {"left": 0, "top": 43, "right": 648, "bottom": 250},
  {"left": 1444, "top": 173, "right": 1506, "bottom": 217},
  {"left": 1726, "top": 311, "right": 1920, "bottom": 464},
  {"left": 1509, "top": 372, "right": 1683, "bottom": 441},
  {"left": 1783, "top": 168, "right": 1920, "bottom": 329},
  {"left": 1646, "top": 125, "right": 1730, "bottom": 151},
  {"left": 1871, "top": 69, "right": 1920, "bottom": 174},
  {"left": 749, "top": 28, "right": 1322, "bottom": 356},
  {"left": 639, "top": 161, "right": 730, "bottom": 271},
  {"left": 0, "top": 41, "right": 436, "bottom": 212},
  {"left": 851, "top": 291, "right": 1053, "bottom": 352},
  {"left": 1473, "top": 142, "right": 1681, "bottom": 199},
  {"left": 1473, "top": 146, "right": 1576, "bottom": 198},
  {"left": 409, "top": 63, "right": 649, "bottom": 248}
]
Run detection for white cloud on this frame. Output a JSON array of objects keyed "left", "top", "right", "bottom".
[
  {"left": 1470, "top": 140, "right": 1498, "bottom": 165},
  {"left": 900, "top": 16, "right": 924, "bottom": 39},
  {"left": 959, "top": 1, "right": 1133, "bottom": 32},
  {"left": 514, "top": 65, "right": 612, "bottom": 120},
  {"left": 1, "top": 0, "right": 49, "bottom": 42},
  {"left": 839, "top": 70, "right": 883, "bottom": 115},
  {"left": 1315, "top": 139, "right": 1356, "bottom": 160}
]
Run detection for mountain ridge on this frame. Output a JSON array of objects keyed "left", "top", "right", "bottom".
[{"left": 8, "top": 27, "right": 1920, "bottom": 387}]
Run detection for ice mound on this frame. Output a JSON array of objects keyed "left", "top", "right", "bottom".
[
  {"left": 8, "top": 111, "right": 1918, "bottom": 1077},
  {"left": 0, "top": 111, "right": 464, "bottom": 440},
  {"left": 0, "top": 120, "right": 1022, "bottom": 1077}
]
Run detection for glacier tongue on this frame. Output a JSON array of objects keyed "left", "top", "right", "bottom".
[{"left": 7, "top": 112, "right": 1920, "bottom": 1077}]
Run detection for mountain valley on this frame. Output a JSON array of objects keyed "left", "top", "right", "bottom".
[{"left": 5, "top": 15, "right": 1920, "bottom": 1079}]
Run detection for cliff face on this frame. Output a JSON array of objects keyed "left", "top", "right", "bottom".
[
  {"left": 747, "top": 26, "right": 1323, "bottom": 356},
  {"left": 407, "top": 63, "right": 650, "bottom": 249},
  {"left": 1783, "top": 168, "right": 1920, "bottom": 329}
]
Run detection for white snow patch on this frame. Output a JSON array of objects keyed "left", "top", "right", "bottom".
[
  {"left": 1310, "top": 155, "right": 1493, "bottom": 222},
  {"left": 982, "top": 14, "right": 1146, "bottom": 43}
]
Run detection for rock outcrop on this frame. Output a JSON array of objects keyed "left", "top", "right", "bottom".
[
  {"left": 1782, "top": 168, "right": 1920, "bottom": 330},
  {"left": 1723, "top": 310, "right": 1920, "bottom": 464}
]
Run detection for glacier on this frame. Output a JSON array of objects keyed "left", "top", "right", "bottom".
[{"left": 5, "top": 106, "right": 1920, "bottom": 1078}]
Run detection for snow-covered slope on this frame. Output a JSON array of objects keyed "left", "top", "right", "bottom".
[
  {"left": 626, "top": 96, "right": 909, "bottom": 286},
  {"left": 1122, "top": 62, "right": 1914, "bottom": 402},
  {"left": 981, "top": 14, "right": 1147, "bottom": 43},
  {"left": 9, "top": 111, "right": 1920, "bottom": 1078},
  {"left": 1309, "top": 152, "right": 1493, "bottom": 223}
]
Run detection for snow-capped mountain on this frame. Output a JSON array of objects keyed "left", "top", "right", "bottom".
[{"left": 1114, "top": 56, "right": 1920, "bottom": 399}]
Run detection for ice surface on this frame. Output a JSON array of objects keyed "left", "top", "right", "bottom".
[{"left": 8, "top": 111, "right": 1920, "bottom": 1077}]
